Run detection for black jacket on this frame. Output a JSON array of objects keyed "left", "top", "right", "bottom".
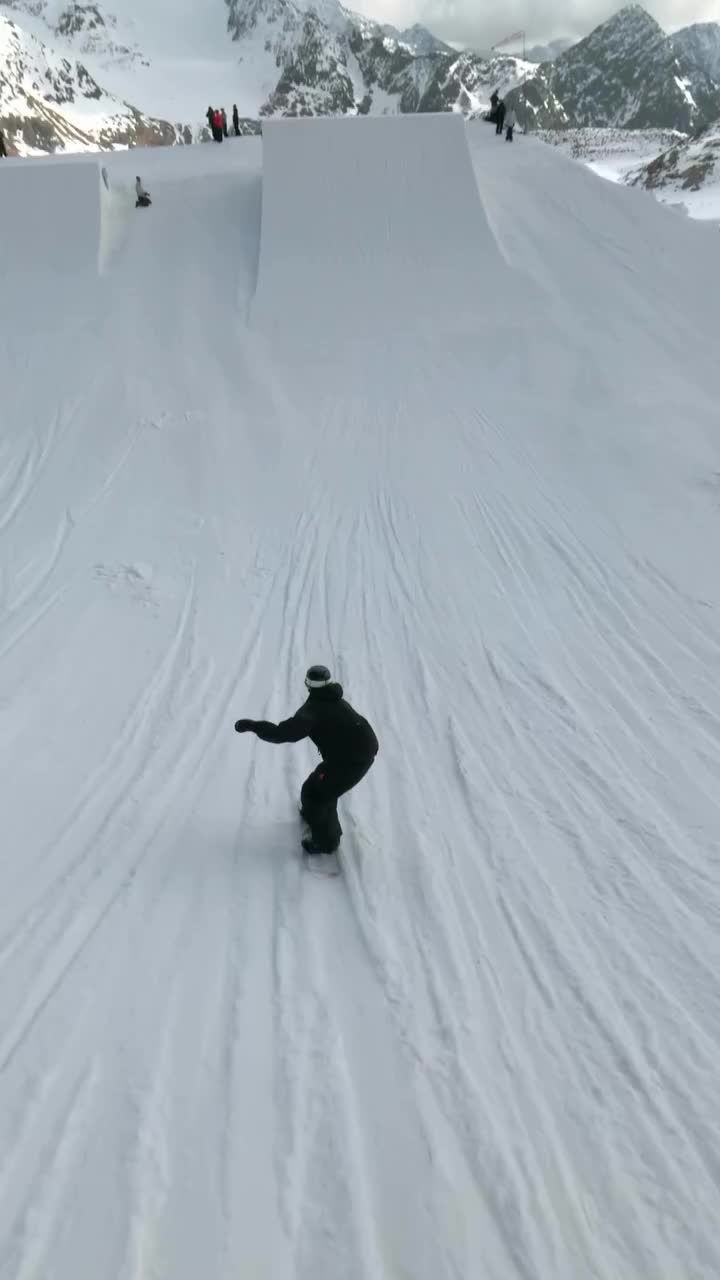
[{"left": 251, "top": 683, "right": 378, "bottom": 766}]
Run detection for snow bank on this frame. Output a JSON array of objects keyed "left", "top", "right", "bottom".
[
  {"left": 3, "top": 126, "right": 720, "bottom": 1280},
  {"left": 252, "top": 112, "right": 504, "bottom": 338},
  {"left": 0, "top": 157, "right": 102, "bottom": 319}
]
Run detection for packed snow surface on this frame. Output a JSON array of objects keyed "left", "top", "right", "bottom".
[{"left": 2, "top": 117, "right": 720, "bottom": 1278}]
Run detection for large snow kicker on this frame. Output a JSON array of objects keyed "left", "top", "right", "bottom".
[
  {"left": 0, "top": 158, "right": 100, "bottom": 274},
  {"left": 252, "top": 112, "right": 504, "bottom": 336},
  {"left": 1, "top": 121, "right": 720, "bottom": 1280}
]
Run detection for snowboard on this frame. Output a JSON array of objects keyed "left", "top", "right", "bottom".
[{"left": 300, "top": 817, "right": 341, "bottom": 877}]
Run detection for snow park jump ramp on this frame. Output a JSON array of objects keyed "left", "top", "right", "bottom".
[
  {"left": 0, "top": 157, "right": 101, "bottom": 278},
  {"left": 252, "top": 112, "right": 507, "bottom": 342},
  {"left": 0, "top": 157, "right": 104, "bottom": 328}
]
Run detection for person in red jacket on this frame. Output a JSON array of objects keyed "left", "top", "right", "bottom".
[{"left": 213, "top": 109, "right": 223, "bottom": 142}]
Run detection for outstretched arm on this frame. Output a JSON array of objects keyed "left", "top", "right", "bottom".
[{"left": 235, "top": 713, "right": 308, "bottom": 744}]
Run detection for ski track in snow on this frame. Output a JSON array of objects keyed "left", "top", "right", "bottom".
[{"left": 1, "top": 120, "right": 720, "bottom": 1278}]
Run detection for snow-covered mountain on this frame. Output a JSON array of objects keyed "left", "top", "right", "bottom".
[
  {"left": 670, "top": 22, "right": 720, "bottom": 83},
  {"left": 3, "top": 0, "right": 720, "bottom": 155},
  {"left": 526, "top": 36, "right": 574, "bottom": 62},
  {"left": 0, "top": 0, "right": 530, "bottom": 150},
  {"left": 224, "top": 0, "right": 529, "bottom": 118},
  {"left": 537, "top": 125, "right": 685, "bottom": 179},
  {"left": 628, "top": 119, "right": 720, "bottom": 219},
  {"left": 512, "top": 5, "right": 720, "bottom": 132},
  {"left": 381, "top": 21, "right": 454, "bottom": 57},
  {"left": 0, "top": 12, "right": 178, "bottom": 152}
]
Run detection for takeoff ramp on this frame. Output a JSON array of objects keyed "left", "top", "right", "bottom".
[
  {"left": 252, "top": 113, "right": 503, "bottom": 337},
  {"left": 0, "top": 159, "right": 102, "bottom": 279},
  {"left": 0, "top": 158, "right": 103, "bottom": 328}
]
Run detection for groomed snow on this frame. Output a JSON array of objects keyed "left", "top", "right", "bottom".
[{"left": 2, "top": 118, "right": 720, "bottom": 1278}]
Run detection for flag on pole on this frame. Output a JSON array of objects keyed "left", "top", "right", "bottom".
[{"left": 492, "top": 30, "right": 525, "bottom": 50}]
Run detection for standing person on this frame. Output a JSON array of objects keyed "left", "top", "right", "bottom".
[
  {"left": 0, "top": 129, "right": 7, "bottom": 158},
  {"left": 234, "top": 665, "right": 378, "bottom": 855},
  {"left": 206, "top": 105, "right": 214, "bottom": 136},
  {"left": 213, "top": 108, "right": 223, "bottom": 142},
  {"left": 505, "top": 106, "right": 517, "bottom": 142},
  {"left": 232, "top": 103, "right": 240, "bottom": 137},
  {"left": 489, "top": 89, "right": 499, "bottom": 123},
  {"left": 495, "top": 98, "right": 506, "bottom": 136},
  {"left": 221, "top": 107, "right": 228, "bottom": 138}
]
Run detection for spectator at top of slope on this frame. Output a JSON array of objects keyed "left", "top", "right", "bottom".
[
  {"left": 221, "top": 107, "right": 228, "bottom": 138},
  {"left": 505, "top": 106, "right": 517, "bottom": 141},
  {"left": 213, "top": 109, "right": 224, "bottom": 142},
  {"left": 232, "top": 104, "right": 240, "bottom": 137},
  {"left": 495, "top": 99, "right": 506, "bottom": 135},
  {"left": 0, "top": 129, "right": 7, "bottom": 158}
]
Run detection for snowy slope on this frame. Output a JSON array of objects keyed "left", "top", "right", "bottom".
[
  {"left": 628, "top": 120, "right": 720, "bottom": 220},
  {"left": 536, "top": 125, "right": 720, "bottom": 223},
  {"left": 537, "top": 125, "right": 687, "bottom": 181},
  {"left": 2, "top": 116, "right": 720, "bottom": 1278}
]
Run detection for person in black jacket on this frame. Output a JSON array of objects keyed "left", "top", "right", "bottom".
[
  {"left": 0, "top": 129, "right": 7, "bottom": 159},
  {"left": 235, "top": 665, "right": 378, "bottom": 853},
  {"left": 232, "top": 104, "right": 240, "bottom": 137}
]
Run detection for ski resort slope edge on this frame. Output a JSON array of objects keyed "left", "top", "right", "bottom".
[{"left": 1, "top": 120, "right": 720, "bottom": 1280}]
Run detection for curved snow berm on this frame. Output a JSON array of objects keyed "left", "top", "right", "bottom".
[
  {"left": 0, "top": 155, "right": 104, "bottom": 326},
  {"left": 0, "top": 156, "right": 101, "bottom": 276},
  {"left": 252, "top": 112, "right": 503, "bottom": 338}
]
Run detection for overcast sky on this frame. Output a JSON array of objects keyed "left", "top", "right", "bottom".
[{"left": 352, "top": 0, "right": 719, "bottom": 48}]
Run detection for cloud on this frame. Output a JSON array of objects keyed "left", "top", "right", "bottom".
[{"left": 351, "top": 0, "right": 719, "bottom": 49}]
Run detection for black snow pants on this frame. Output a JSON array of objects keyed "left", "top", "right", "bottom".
[{"left": 300, "top": 757, "right": 375, "bottom": 852}]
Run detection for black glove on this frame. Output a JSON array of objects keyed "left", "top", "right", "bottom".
[{"left": 234, "top": 719, "right": 255, "bottom": 734}]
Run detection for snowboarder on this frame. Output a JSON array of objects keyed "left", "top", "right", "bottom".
[
  {"left": 221, "top": 107, "right": 228, "bottom": 138},
  {"left": 0, "top": 129, "right": 7, "bottom": 159},
  {"left": 232, "top": 103, "right": 240, "bottom": 137},
  {"left": 234, "top": 665, "right": 378, "bottom": 855},
  {"left": 495, "top": 99, "right": 506, "bottom": 135},
  {"left": 135, "top": 175, "right": 151, "bottom": 208},
  {"left": 505, "top": 106, "right": 517, "bottom": 142}
]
